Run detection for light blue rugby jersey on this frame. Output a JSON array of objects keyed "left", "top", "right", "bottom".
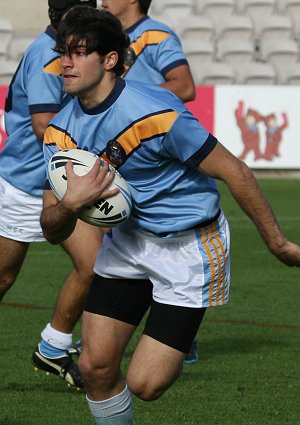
[
  {"left": 44, "top": 78, "right": 220, "bottom": 236},
  {"left": 0, "top": 26, "right": 70, "bottom": 197},
  {"left": 123, "top": 16, "right": 188, "bottom": 85}
]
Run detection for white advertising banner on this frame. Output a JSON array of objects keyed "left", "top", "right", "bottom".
[{"left": 214, "top": 85, "right": 300, "bottom": 169}]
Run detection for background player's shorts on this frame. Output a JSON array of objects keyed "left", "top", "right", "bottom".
[
  {"left": 94, "top": 211, "right": 230, "bottom": 309},
  {"left": 0, "top": 176, "right": 45, "bottom": 242}
]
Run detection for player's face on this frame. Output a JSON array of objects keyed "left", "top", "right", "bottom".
[
  {"left": 60, "top": 41, "right": 106, "bottom": 102},
  {"left": 101, "top": 0, "right": 131, "bottom": 19}
]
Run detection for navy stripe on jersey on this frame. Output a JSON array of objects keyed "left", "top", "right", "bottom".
[
  {"left": 29, "top": 103, "right": 62, "bottom": 114},
  {"left": 184, "top": 134, "right": 218, "bottom": 168},
  {"left": 161, "top": 59, "right": 188, "bottom": 77}
]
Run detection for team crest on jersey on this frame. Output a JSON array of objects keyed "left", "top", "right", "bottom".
[
  {"left": 106, "top": 140, "right": 126, "bottom": 166},
  {"left": 124, "top": 46, "right": 136, "bottom": 66}
]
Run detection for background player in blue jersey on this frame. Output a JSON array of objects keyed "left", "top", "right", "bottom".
[
  {"left": 40, "top": 7, "right": 300, "bottom": 424},
  {"left": 0, "top": 0, "right": 98, "bottom": 389},
  {"left": 101, "top": 0, "right": 199, "bottom": 364},
  {"left": 101, "top": 0, "right": 195, "bottom": 103}
]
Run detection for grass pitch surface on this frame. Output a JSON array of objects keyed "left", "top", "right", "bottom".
[{"left": 1, "top": 179, "right": 299, "bottom": 425}]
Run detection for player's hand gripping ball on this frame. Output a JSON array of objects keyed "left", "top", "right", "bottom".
[{"left": 48, "top": 149, "right": 132, "bottom": 227}]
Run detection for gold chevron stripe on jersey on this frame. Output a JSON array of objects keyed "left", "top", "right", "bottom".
[
  {"left": 123, "top": 30, "right": 170, "bottom": 73},
  {"left": 115, "top": 110, "right": 178, "bottom": 155},
  {"left": 132, "top": 30, "right": 170, "bottom": 56},
  {"left": 44, "top": 57, "right": 62, "bottom": 76},
  {"left": 44, "top": 126, "right": 77, "bottom": 150}
]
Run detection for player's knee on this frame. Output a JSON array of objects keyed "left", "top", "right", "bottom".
[
  {"left": 127, "top": 377, "right": 166, "bottom": 401},
  {"left": 0, "top": 274, "right": 17, "bottom": 298},
  {"left": 79, "top": 351, "right": 116, "bottom": 388}
]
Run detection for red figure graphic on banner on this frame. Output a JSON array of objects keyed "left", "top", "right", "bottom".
[
  {"left": 235, "top": 101, "right": 263, "bottom": 161},
  {"left": 262, "top": 113, "right": 288, "bottom": 161}
]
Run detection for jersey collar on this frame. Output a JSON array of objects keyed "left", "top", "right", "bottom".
[
  {"left": 78, "top": 77, "right": 126, "bottom": 115},
  {"left": 126, "top": 15, "right": 149, "bottom": 33},
  {"left": 45, "top": 25, "right": 56, "bottom": 41}
]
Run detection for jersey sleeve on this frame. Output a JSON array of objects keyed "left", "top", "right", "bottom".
[
  {"left": 150, "top": 31, "right": 188, "bottom": 77},
  {"left": 161, "top": 109, "right": 218, "bottom": 167}
]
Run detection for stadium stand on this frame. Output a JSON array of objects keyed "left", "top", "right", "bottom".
[
  {"left": 277, "top": 0, "right": 300, "bottom": 39},
  {"left": 152, "top": 0, "right": 194, "bottom": 25},
  {"left": 260, "top": 38, "right": 299, "bottom": 83},
  {"left": 1, "top": 0, "right": 300, "bottom": 87},
  {"left": 217, "top": 38, "right": 256, "bottom": 65},
  {"left": 253, "top": 14, "right": 294, "bottom": 42},
  {"left": 8, "top": 36, "right": 35, "bottom": 62},
  {"left": 279, "top": 62, "right": 300, "bottom": 84},
  {"left": 182, "top": 39, "right": 216, "bottom": 71},
  {"left": 192, "top": 60, "right": 236, "bottom": 84},
  {"left": 215, "top": 14, "right": 255, "bottom": 41},
  {"left": 195, "top": 0, "right": 236, "bottom": 25},
  {"left": 235, "top": 61, "right": 277, "bottom": 84},
  {"left": 0, "top": 18, "right": 13, "bottom": 60},
  {"left": 177, "top": 15, "right": 215, "bottom": 42},
  {"left": 0, "top": 58, "right": 19, "bottom": 85},
  {"left": 237, "top": 0, "right": 276, "bottom": 22}
]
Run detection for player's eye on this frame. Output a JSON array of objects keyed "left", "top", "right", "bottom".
[{"left": 73, "top": 48, "right": 87, "bottom": 57}]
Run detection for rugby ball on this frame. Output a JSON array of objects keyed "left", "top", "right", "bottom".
[{"left": 48, "top": 149, "right": 132, "bottom": 227}]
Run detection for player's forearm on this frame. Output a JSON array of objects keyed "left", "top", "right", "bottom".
[
  {"left": 224, "top": 162, "right": 289, "bottom": 259},
  {"left": 40, "top": 201, "right": 79, "bottom": 244}
]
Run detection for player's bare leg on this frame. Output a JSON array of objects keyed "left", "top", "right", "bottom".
[
  {"left": 51, "top": 219, "right": 104, "bottom": 333},
  {"left": 0, "top": 236, "right": 29, "bottom": 301},
  {"left": 79, "top": 312, "right": 136, "bottom": 423},
  {"left": 32, "top": 220, "right": 103, "bottom": 388},
  {"left": 127, "top": 335, "right": 185, "bottom": 401}
]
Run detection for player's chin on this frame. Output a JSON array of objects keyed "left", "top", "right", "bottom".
[{"left": 63, "top": 82, "right": 80, "bottom": 96}]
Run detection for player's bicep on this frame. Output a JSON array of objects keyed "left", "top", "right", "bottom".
[
  {"left": 197, "top": 141, "right": 245, "bottom": 182},
  {"left": 162, "top": 64, "right": 195, "bottom": 102},
  {"left": 31, "top": 112, "right": 56, "bottom": 140}
]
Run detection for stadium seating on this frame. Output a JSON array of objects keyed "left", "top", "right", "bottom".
[
  {"left": 217, "top": 38, "right": 256, "bottom": 66},
  {"left": 194, "top": 0, "right": 236, "bottom": 25},
  {"left": 0, "top": 18, "right": 13, "bottom": 60},
  {"left": 0, "top": 58, "right": 18, "bottom": 85},
  {"left": 215, "top": 14, "right": 255, "bottom": 41},
  {"left": 182, "top": 39, "right": 216, "bottom": 70},
  {"left": 2, "top": 1, "right": 300, "bottom": 86},
  {"left": 152, "top": 0, "right": 194, "bottom": 25},
  {"left": 8, "top": 36, "right": 35, "bottom": 62},
  {"left": 237, "top": 0, "right": 276, "bottom": 22},
  {"left": 191, "top": 60, "right": 236, "bottom": 85},
  {"left": 235, "top": 61, "right": 277, "bottom": 84},
  {"left": 280, "top": 62, "right": 300, "bottom": 84},
  {"left": 260, "top": 38, "right": 299, "bottom": 83},
  {"left": 177, "top": 15, "right": 215, "bottom": 42},
  {"left": 253, "top": 14, "right": 294, "bottom": 42},
  {"left": 277, "top": 0, "right": 300, "bottom": 39}
]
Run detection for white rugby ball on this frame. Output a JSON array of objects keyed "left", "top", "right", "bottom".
[{"left": 48, "top": 149, "right": 132, "bottom": 227}]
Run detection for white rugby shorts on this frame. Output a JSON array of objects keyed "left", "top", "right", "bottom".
[
  {"left": 0, "top": 176, "right": 45, "bottom": 242},
  {"left": 94, "top": 211, "right": 231, "bottom": 309}
]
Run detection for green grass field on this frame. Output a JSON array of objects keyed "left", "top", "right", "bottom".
[{"left": 1, "top": 179, "right": 299, "bottom": 425}]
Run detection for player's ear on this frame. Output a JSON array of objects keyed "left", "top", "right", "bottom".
[{"left": 104, "top": 51, "right": 118, "bottom": 71}]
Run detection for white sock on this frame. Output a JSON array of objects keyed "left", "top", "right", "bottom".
[
  {"left": 87, "top": 384, "right": 134, "bottom": 425},
  {"left": 41, "top": 323, "right": 72, "bottom": 350}
]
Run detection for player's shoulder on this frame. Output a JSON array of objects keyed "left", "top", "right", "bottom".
[
  {"left": 128, "top": 16, "right": 175, "bottom": 37},
  {"left": 23, "top": 27, "right": 58, "bottom": 65}
]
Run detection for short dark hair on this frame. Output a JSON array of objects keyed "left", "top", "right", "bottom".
[
  {"left": 55, "top": 6, "right": 130, "bottom": 76},
  {"left": 48, "top": 0, "right": 97, "bottom": 30},
  {"left": 138, "top": 0, "right": 152, "bottom": 14}
]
